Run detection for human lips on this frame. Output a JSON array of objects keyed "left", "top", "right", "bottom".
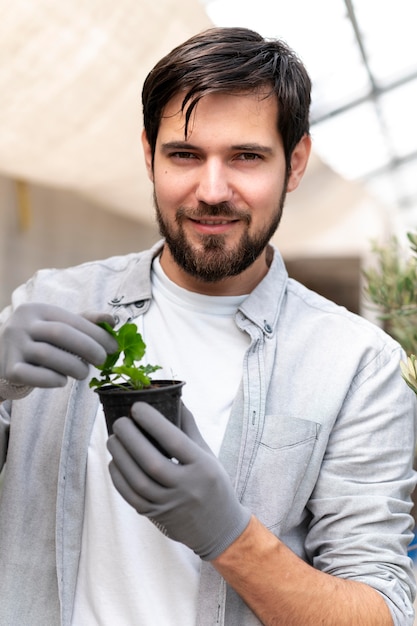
[
  {"left": 194, "top": 218, "right": 236, "bottom": 225},
  {"left": 188, "top": 216, "right": 240, "bottom": 234}
]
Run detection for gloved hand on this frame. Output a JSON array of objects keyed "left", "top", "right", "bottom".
[
  {"left": 0, "top": 303, "right": 117, "bottom": 389},
  {"left": 107, "top": 402, "right": 251, "bottom": 561}
]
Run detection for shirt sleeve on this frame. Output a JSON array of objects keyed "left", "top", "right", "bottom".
[{"left": 306, "top": 343, "right": 417, "bottom": 625}]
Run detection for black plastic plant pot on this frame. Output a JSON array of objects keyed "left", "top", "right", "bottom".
[{"left": 95, "top": 380, "right": 185, "bottom": 447}]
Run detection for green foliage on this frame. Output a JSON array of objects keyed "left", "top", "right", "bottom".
[
  {"left": 89, "top": 322, "right": 162, "bottom": 390},
  {"left": 363, "top": 233, "right": 417, "bottom": 355}
]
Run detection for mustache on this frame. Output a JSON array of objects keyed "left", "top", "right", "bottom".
[{"left": 177, "top": 202, "right": 251, "bottom": 224}]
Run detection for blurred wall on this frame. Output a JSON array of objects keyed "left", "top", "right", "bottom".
[{"left": 0, "top": 175, "right": 160, "bottom": 309}]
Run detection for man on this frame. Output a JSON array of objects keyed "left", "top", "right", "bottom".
[{"left": 0, "top": 27, "right": 415, "bottom": 626}]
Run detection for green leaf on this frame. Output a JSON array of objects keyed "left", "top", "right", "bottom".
[
  {"left": 117, "top": 323, "right": 146, "bottom": 367},
  {"left": 89, "top": 376, "right": 103, "bottom": 389},
  {"left": 90, "top": 322, "right": 162, "bottom": 390}
]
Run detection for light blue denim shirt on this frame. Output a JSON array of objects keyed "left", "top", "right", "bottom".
[{"left": 0, "top": 241, "right": 416, "bottom": 625}]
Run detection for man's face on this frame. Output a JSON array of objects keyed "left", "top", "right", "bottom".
[{"left": 142, "top": 90, "right": 309, "bottom": 292}]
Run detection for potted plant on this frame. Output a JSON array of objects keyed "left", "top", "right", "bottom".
[
  {"left": 363, "top": 232, "right": 417, "bottom": 392},
  {"left": 363, "top": 231, "right": 417, "bottom": 531},
  {"left": 363, "top": 232, "right": 417, "bottom": 356},
  {"left": 90, "top": 322, "right": 185, "bottom": 440}
]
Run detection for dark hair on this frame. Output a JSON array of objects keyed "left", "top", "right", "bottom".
[{"left": 142, "top": 27, "right": 311, "bottom": 168}]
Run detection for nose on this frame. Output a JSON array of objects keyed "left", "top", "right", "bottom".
[{"left": 195, "top": 159, "right": 233, "bottom": 205}]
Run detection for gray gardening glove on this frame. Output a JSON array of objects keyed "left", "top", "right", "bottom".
[
  {"left": 0, "top": 302, "right": 117, "bottom": 389},
  {"left": 107, "top": 402, "right": 251, "bottom": 561}
]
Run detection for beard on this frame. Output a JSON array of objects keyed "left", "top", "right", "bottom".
[{"left": 154, "top": 187, "right": 287, "bottom": 283}]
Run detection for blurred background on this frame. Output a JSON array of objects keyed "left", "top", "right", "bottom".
[
  {"left": 1, "top": 0, "right": 416, "bottom": 315},
  {"left": 1, "top": 0, "right": 417, "bottom": 616}
]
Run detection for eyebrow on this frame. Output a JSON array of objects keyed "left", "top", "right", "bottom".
[
  {"left": 160, "top": 141, "right": 273, "bottom": 154},
  {"left": 231, "top": 143, "right": 273, "bottom": 154},
  {"left": 160, "top": 141, "right": 197, "bottom": 152}
]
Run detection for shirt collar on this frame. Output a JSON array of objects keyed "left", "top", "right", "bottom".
[{"left": 109, "top": 240, "right": 288, "bottom": 337}]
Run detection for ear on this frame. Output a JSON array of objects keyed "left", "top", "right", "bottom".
[
  {"left": 141, "top": 128, "right": 154, "bottom": 182},
  {"left": 286, "top": 134, "right": 312, "bottom": 193}
]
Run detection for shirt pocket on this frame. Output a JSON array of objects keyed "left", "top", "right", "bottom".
[{"left": 241, "top": 415, "right": 320, "bottom": 530}]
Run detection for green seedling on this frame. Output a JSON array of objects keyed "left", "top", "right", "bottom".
[{"left": 89, "top": 322, "right": 162, "bottom": 390}]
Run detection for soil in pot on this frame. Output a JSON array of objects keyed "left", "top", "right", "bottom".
[{"left": 96, "top": 380, "right": 185, "bottom": 455}]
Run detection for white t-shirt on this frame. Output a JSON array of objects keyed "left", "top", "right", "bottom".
[{"left": 71, "top": 258, "right": 250, "bottom": 625}]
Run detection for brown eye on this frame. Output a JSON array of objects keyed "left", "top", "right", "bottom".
[
  {"left": 171, "top": 152, "right": 196, "bottom": 159},
  {"left": 237, "top": 153, "right": 262, "bottom": 161}
]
